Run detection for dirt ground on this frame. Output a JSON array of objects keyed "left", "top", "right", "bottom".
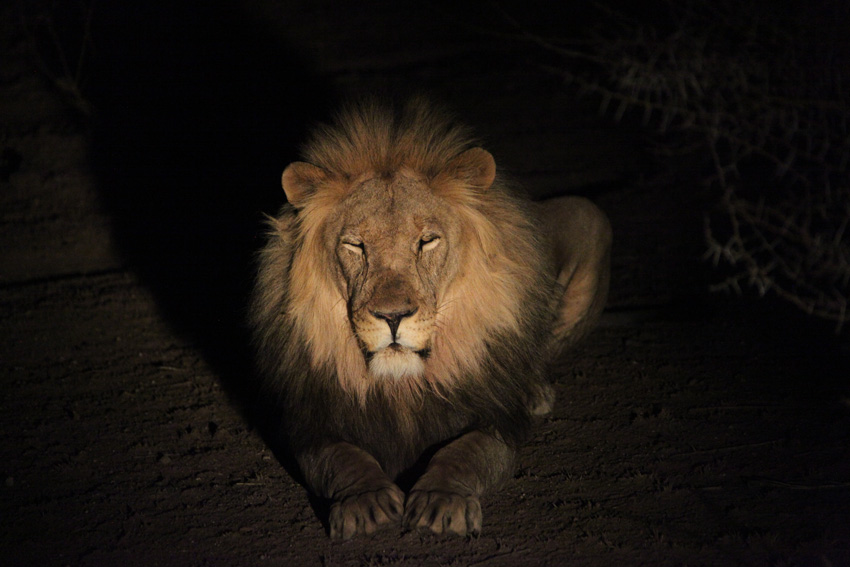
[{"left": 2, "top": 2, "right": 849, "bottom": 566}]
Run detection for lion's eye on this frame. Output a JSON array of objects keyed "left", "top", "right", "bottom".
[
  {"left": 419, "top": 235, "right": 441, "bottom": 252},
  {"left": 341, "top": 238, "right": 365, "bottom": 255}
]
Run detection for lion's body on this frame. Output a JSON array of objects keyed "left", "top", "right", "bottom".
[{"left": 250, "top": 100, "right": 611, "bottom": 538}]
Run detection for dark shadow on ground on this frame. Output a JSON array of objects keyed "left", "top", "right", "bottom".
[{"left": 88, "top": 2, "right": 334, "bottom": 409}]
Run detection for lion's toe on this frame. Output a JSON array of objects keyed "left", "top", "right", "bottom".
[
  {"left": 403, "top": 490, "right": 482, "bottom": 536},
  {"left": 329, "top": 485, "right": 404, "bottom": 539}
]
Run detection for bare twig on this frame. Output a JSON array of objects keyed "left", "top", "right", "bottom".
[{"left": 19, "top": 0, "right": 96, "bottom": 116}]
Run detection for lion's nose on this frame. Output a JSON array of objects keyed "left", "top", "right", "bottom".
[{"left": 370, "top": 307, "right": 418, "bottom": 341}]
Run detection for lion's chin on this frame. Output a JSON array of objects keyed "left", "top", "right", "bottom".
[{"left": 367, "top": 346, "right": 426, "bottom": 380}]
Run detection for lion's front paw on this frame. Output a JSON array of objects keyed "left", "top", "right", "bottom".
[
  {"left": 329, "top": 484, "right": 404, "bottom": 540},
  {"left": 403, "top": 490, "right": 482, "bottom": 536}
]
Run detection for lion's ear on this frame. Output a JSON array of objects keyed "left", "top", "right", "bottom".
[
  {"left": 444, "top": 147, "right": 496, "bottom": 191},
  {"left": 281, "top": 162, "right": 328, "bottom": 207}
]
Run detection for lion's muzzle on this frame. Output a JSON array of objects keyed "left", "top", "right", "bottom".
[{"left": 354, "top": 304, "right": 432, "bottom": 380}]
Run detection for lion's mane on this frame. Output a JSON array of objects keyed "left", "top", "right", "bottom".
[{"left": 250, "top": 100, "right": 557, "bottom": 480}]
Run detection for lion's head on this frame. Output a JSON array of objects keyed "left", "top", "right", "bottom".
[{"left": 253, "top": 100, "right": 554, "bottom": 404}]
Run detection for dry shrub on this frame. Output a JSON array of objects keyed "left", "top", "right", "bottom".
[{"left": 531, "top": 0, "right": 849, "bottom": 330}]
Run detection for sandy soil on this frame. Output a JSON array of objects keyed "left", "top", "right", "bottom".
[{"left": 2, "top": 2, "right": 849, "bottom": 566}]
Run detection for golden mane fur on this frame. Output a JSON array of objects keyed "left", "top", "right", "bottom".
[{"left": 251, "top": 99, "right": 555, "bottom": 419}]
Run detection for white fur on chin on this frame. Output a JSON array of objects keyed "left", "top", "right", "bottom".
[{"left": 368, "top": 347, "right": 425, "bottom": 380}]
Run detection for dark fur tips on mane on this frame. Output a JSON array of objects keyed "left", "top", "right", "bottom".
[{"left": 301, "top": 99, "right": 478, "bottom": 179}]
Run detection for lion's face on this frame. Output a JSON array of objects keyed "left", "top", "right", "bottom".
[
  {"left": 323, "top": 172, "right": 463, "bottom": 380},
  {"left": 276, "top": 144, "right": 530, "bottom": 398}
]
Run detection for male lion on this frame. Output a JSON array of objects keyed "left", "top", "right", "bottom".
[{"left": 250, "top": 100, "right": 611, "bottom": 539}]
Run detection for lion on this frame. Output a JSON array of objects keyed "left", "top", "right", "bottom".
[{"left": 250, "top": 99, "right": 611, "bottom": 539}]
